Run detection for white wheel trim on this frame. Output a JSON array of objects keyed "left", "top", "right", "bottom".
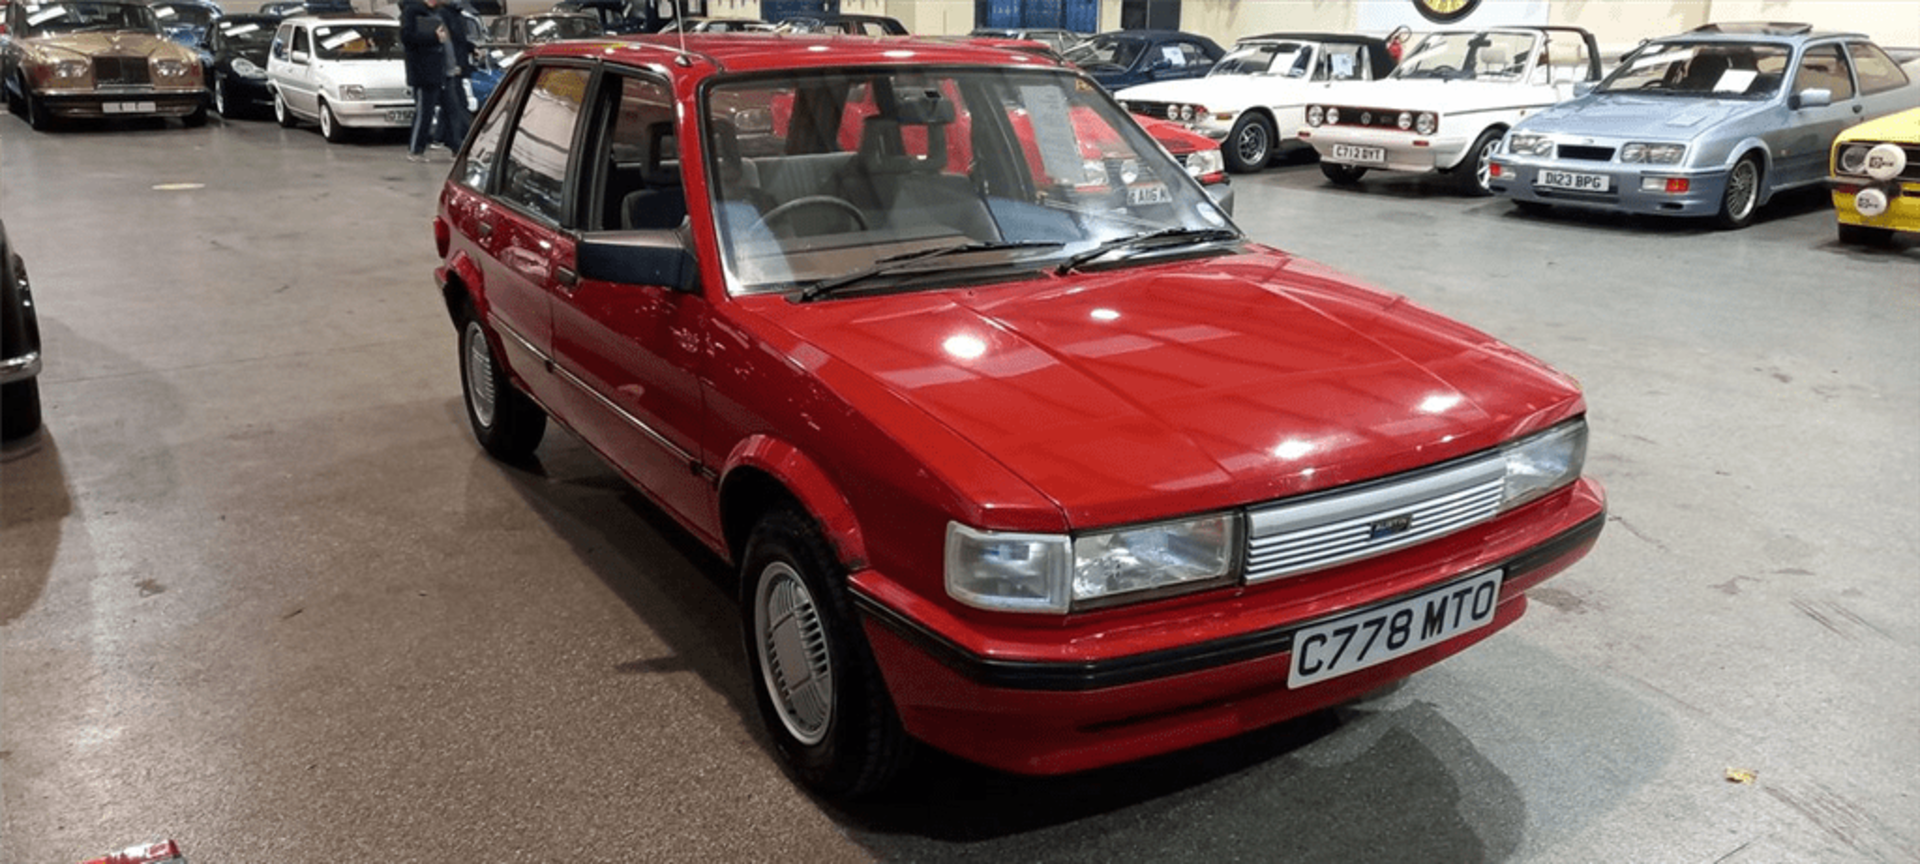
[
  {"left": 755, "top": 561, "right": 834, "bottom": 746},
  {"left": 319, "top": 103, "right": 334, "bottom": 138},
  {"left": 463, "top": 321, "right": 497, "bottom": 429},
  {"left": 1474, "top": 137, "right": 1498, "bottom": 190}
]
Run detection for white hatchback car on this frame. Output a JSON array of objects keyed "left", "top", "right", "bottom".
[
  {"left": 1299, "top": 26, "right": 1602, "bottom": 195},
  {"left": 267, "top": 13, "right": 412, "bottom": 142}
]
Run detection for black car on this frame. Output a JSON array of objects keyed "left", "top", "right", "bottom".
[
  {"left": 1062, "top": 29, "right": 1224, "bottom": 91},
  {"left": 257, "top": 0, "right": 352, "bottom": 15},
  {"left": 1, "top": 218, "right": 42, "bottom": 443},
  {"left": 776, "top": 13, "right": 907, "bottom": 36},
  {"left": 203, "top": 13, "right": 279, "bottom": 118},
  {"left": 549, "top": 0, "right": 648, "bottom": 34}
]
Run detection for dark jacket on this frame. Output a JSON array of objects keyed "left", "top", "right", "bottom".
[
  {"left": 438, "top": 4, "right": 477, "bottom": 77},
  {"left": 399, "top": 0, "right": 447, "bottom": 88}
]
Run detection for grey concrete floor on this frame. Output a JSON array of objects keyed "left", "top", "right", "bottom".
[{"left": 1, "top": 114, "right": 1915, "bottom": 864}]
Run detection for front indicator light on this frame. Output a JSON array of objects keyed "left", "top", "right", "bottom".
[
  {"left": 1640, "top": 177, "right": 1690, "bottom": 194},
  {"left": 1500, "top": 419, "right": 1587, "bottom": 511}
]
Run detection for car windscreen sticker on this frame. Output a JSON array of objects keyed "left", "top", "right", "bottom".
[
  {"left": 1159, "top": 45, "right": 1184, "bottom": 66},
  {"left": 224, "top": 22, "right": 261, "bottom": 35},
  {"left": 1714, "top": 69, "right": 1757, "bottom": 93},
  {"left": 530, "top": 19, "right": 557, "bottom": 35},
  {"left": 1629, "top": 46, "right": 1694, "bottom": 71},
  {"left": 1022, "top": 84, "right": 1083, "bottom": 183},
  {"left": 26, "top": 7, "right": 68, "bottom": 25},
  {"left": 319, "top": 29, "right": 361, "bottom": 50},
  {"left": 155, "top": 5, "right": 176, "bottom": 17}
]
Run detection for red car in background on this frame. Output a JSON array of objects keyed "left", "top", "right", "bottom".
[{"left": 434, "top": 34, "right": 1602, "bottom": 797}]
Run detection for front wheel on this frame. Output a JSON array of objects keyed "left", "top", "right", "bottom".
[
  {"left": 0, "top": 378, "right": 40, "bottom": 442},
  {"left": 1224, "top": 113, "right": 1274, "bottom": 174},
  {"left": 25, "top": 86, "right": 53, "bottom": 131},
  {"left": 1455, "top": 127, "right": 1503, "bottom": 196},
  {"left": 741, "top": 507, "right": 912, "bottom": 798},
  {"left": 318, "top": 100, "right": 345, "bottom": 142},
  {"left": 1320, "top": 161, "right": 1367, "bottom": 185},
  {"left": 1715, "top": 156, "right": 1762, "bottom": 230},
  {"left": 182, "top": 100, "right": 208, "bottom": 128},
  {"left": 273, "top": 90, "right": 296, "bottom": 128},
  {"left": 457, "top": 300, "right": 546, "bottom": 461},
  {"left": 213, "top": 77, "right": 231, "bottom": 117}
]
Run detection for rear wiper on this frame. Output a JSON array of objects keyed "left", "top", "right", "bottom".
[
  {"left": 798, "top": 240, "right": 1064, "bottom": 302},
  {"left": 1054, "top": 227, "right": 1241, "bottom": 275}
]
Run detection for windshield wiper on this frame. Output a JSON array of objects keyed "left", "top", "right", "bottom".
[
  {"left": 1054, "top": 227, "right": 1241, "bottom": 275},
  {"left": 797, "top": 240, "right": 1064, "bottom": 302}
]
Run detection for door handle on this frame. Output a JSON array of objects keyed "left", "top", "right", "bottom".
[
  {"left": 476, "top": 220, "right": 494, "bottom": 238},
  {"left": 555, "top": 266, "right": 579, "bottom": 290},
  {"left": 1853, "top": 104, "right": 1864, "bottom": 114}
]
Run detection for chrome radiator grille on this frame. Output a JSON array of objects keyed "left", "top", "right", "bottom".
[
  {"left": 1245, "top": 454, "right": 1506, "bottom": 582},
  {"left": 94, "top": 56, "right": 151, "bottom": 87}
]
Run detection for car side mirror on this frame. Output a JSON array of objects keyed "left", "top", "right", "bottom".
[
  {"left": 577, "top": 232, "right": 700, "bottom": 294},
  {"left": 1572, "top": 80, "right": 1595, "bottom": 97},
  {"left": 1790, "top": 88, "right": 1832, "bottom": 109},
  {"left": 290, "top": 50, "right": 309, "bottom": 63}
]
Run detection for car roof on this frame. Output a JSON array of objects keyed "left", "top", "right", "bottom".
[
  {"left": 282, "top": 12, "right": 395, "bottom": 25},
  {"left": 528, "top": 32, "right": 1066, "bottom": 74},
  {"left": 1647, "top": 26, "right": 1864, "bottom": 47}
]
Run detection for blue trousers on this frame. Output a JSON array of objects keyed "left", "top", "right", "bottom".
[{"left": 409, "top": 78, "right": 470, "bottom": 154}]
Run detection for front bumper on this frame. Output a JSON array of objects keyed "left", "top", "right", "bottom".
[
  {"left": 851, "top": 477, "right": 1605, "bottom": 775},
  {"left": 1299, "top": 125, "right": 1474, "bottom": 174},
  {"left": 1489, "top": 155, "right": 1732, "bottom": 218},
  {"left": 37, "top": 90, "right": 203, "bottom": 119},
  {"left": 0, "top": 350, "right": 40, "bottom": 386},
  {"left": 327, "top": 98, "right": 415, "bottom": 128},
  {"left": 1830, "top": 177, "right": 1920, "bottom": 235}
]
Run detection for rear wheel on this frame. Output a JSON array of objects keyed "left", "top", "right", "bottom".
[
  {"left": 1714, "top": 156, "right": 1762, "bottom": 230},
  {"left": 457, "top": 299, "right": 546, "bottom": 461},
  {"left": 1454, "top": 127, "right": 1503, "bottom": 196},
  {"left": 1320, "top": 161, "right": 1367, "bottom": 185},
  {"left": 1224, "top": 112, "right": 1274, "bottom": 174},
  {"left": 742, "top": 507, "right": 912, "bottom": 798}
]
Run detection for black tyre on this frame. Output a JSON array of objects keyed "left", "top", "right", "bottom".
[
  {"left": 1514, "top": 199, "right": 1553, "bottom": 216},
  {"left": 213, "top": 77, "right": 231, "bottom": 118},
  {"left": 741, "top": 507, "right": 912, "bottom": 798},
  {"left": 1320, "top": 161, "right": 1367, "bottom": 185},
  {"left": 1714, "top": 155, "right": 1762, "bottom": 230},
  {"left": 0, "top": 378, "right": 41, "bottom": 442},
  {"left": 1223, "top": 112, "right": 1274, "bottom": 174},
  {"left": 26, "top": 87, "right": 53, "bottom": 131},
  {"left": 318, "top": 100, "right": 346, "bottom": 143},
  {"left": 274, "top": 90, "right": 296, "bottom": 127},
  {"left": 3, "top": 75, "right": 19, "bottom": 116},
  {"left": 182, "top": 100, "right": 208, "bottom": 128},
  {"left": 1836, "top": 222, "right": 1894, "bottom": 246},
  {"left": 1454, "top": 127, "right": 1503, "bottom": 196},
  {"left": 457, "top": 299, "right": 545, "bottom": 461}
]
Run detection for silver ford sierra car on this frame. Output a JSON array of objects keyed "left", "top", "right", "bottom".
[{"left": 1488, "top": 22, "right": 1919, "bottom": 229}]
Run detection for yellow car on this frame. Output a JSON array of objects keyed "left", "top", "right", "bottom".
[{"left": 1830, "top": 106, "right": 1919, "bottom": 245}]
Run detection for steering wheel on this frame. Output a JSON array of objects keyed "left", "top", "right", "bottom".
[{"left": 751, "top": 195, "right": 869, "bottom": 237}]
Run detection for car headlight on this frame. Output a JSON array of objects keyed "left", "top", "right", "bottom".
[
  {"left": 231, "top": 57, "right": 268, "bottom": 79},
  {"left": 1116, "top": 158, "right": 1140, "bottom": 185},
  {"left": 1863, "top": 142, "right": 1906, "bottom": 182},
  {"left": 1325, "top": 106, "right": 1341, "bottom": 125},
  {"left": 339, "top": 84, "right": 366, "bottom": 101},
  {"left": 1397, "top": 111, "right": 1412, "bottom": 131},
  {"left": 1185, "top": 146, "right": 1224, "bottom": 177},
  {"left": 1500, "top": 418, "right": 1588, "bottom": 511},
  {"left": 152, "top": 58, "right": 193, "bottom": 79},
  {"left": 1620, "top": 142, "right": 1685, "bottom": 164},
  {"left": 1506, "top": 133, "right": 1553, "bottom": 157},
  {"left": 947, "top": 514, "right": 1239, "bottom": 613},
  {"left": 50, "top": 59, "right": 91, "bottom": 81},
  {"left": 1306, "top": 105, "right": 1324, "bottom": 127},
  {"left": 1415, "top": 112, "right": 1437, "bottom": 135},
  {"left": 1082, "top": 158, "right": 1107, "bottom": 186}
]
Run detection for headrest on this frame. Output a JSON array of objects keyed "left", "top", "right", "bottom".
[
  {"left": 892, "top": 88, "right": 956, "bottom": 125},
  {"left": 644, "top": 121, "right": 679, "bottom": 186},
  {"left": 858, "top": 117, "right": 947, "bottom": 174}
]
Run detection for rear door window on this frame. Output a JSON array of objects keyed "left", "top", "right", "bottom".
[{"left": 497, "top": 65, "right": 592, "bottom": 225}]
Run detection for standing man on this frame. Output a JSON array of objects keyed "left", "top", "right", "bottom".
[{"left": 400, "top": 0, "right": 464, "bottom": 161}]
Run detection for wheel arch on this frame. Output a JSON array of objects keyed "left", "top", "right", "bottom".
[
  {"left": 719, "top": 435, "right": 869, "bottom": 576},
  {"left": 439, "top": 250, "right": 485, "bottom": 328},
  {"left": 1721, "top": 139, "right": 1773, "bottom": 203},
  {"left": 1449, "top": 122, "right": 1508, "bottom": 170}
]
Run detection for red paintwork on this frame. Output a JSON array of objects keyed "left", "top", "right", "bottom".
[{"left": 438, "top": 34, "right": 1604, "bottom": 777}]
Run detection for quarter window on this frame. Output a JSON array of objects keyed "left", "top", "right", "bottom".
[
  {"left": 1847, "top": 42, "right": 1910, "bottom": 95},
  {"left": 1793, "top": 44, "right": 1854, "bottom": 101},
  {"left": 496, "top": 66, "right": 591, "bottom": 225}
]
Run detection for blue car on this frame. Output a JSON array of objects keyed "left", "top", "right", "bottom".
[
  {"left": 149, "top": 0, "right": 222, "bottom": 49},
  {"left": 1062, "top": 29, "right": 1223, "bottom": 92},
  {"left": 1489, "top": 22, "right": 1919, "bottom": 229}
]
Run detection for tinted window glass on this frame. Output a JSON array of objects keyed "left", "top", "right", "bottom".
[
  {"left": 460, "top": 65, "right": 532, "bottom": 191},
  {"left": 498, "top": 66, "right": 591, "bottom": 224},
  {"left": 1848, "top": 42, "right": 1909, "bottom": 95},
  {"left": 1794, "top": 44, "right": 1854, "bottom": 100}
]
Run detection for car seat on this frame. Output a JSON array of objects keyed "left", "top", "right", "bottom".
[{"left": 621, "top": 122, "right": 689, "bottom": 230}]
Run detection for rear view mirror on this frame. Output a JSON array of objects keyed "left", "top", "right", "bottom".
[{"left": 578, "top": 232, "right": 700, "bottom": 293}]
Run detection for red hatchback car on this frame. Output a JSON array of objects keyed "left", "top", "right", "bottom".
[{"left": 433, "top": 33, "right": 1605, "bottom": 797}]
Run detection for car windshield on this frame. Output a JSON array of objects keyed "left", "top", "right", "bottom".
[
  {"left": 150, "top": 3, "right": 214, "bottom": 29},
  {"left": 1596, "top": 41, "right": 1792, "bottom": 98},
  {"left": 1393, "top": 30, "right": 1539, "bottom": 81},
  {"left": 1213, "top": 41, "right": 1310, "bottom": 77},
  {"left": 704, "top": 67, "right": 1237, "bottom": 296},
  {"left": 18, "top": 1, "right": 159, "bottom": 37},
  {"left": 1064, "top": 36, "right": 1143, "bottom": 70},
  {"left": 526, "top": 15, "right": 600, "bottom": 41},
  {"left": 312, "top": 24, "right": 403, "bottom": 60}
]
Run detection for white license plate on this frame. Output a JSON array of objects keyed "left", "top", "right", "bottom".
[
  {"left": 1288, "top": 569, "right": 1503, "bottom": 688},
  {"left": 1127, "top": 183, "right": 1171, "bottom": 205},
  {"left": 386, "top": 108, "right": 415, "bottom": 123},
  {"left": 1331, "top": 144, "right": 1387, "bottom": 165},
  {"left": 1536, "top": 169, "right": 1609, "bottom": 192},
  {"left": 103, "top": 101, "right": 157, "bottom": 114}
]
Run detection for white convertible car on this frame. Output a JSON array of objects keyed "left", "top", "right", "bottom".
[
  {"left": 1298, "top": 26, "right": 1602, "bottom": 195},
  {"left": 1117, "top": 32, "right": 1396, "bottom": 173}
]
